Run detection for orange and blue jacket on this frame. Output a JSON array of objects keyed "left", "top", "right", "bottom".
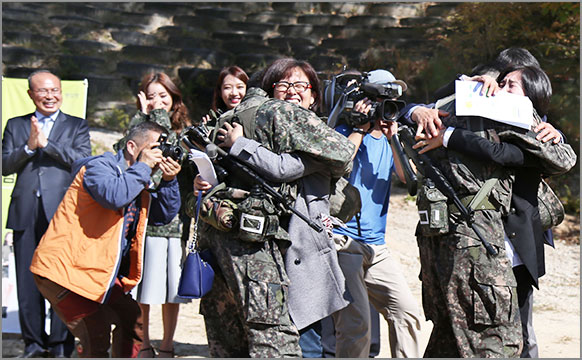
[{"left": 30, "top": 151, "right": 180, "bottom": 303}]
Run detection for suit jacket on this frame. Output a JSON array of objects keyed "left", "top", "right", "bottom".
[
  {"left": 447, "top": 128, "right": 544, "bottom": 288},
  {"left": 2, "top": 111, "right": 91, "bottom": 230}
]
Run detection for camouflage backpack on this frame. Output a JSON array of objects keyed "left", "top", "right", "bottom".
[
  {"left": 537, "top": 179, "right": 565, "bottom": 231},
  {"left": 329, "top": 176, "right": 361, "bottom": 224}
]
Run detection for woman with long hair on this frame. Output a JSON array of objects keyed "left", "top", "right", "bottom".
[
  {"left": 201, "top": 65, "right": 249, "bottom": 125},
  {"left": 118, "top": 72, "right": 193, "bottom": 358},
  {"left": 211, "top": 65, "right": 249, "bottom": 113}
]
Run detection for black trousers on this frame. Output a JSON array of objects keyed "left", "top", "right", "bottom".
[
  {"left": 513, "top": 265, "right": 539, "bottom": 358},
  {"left": 12, "top": 196, "right": 74, "bottom": 355}
]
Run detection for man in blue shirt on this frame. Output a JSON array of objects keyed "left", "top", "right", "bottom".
[{"left": 332, "top": 70, "right": 422, "bottom": 358}]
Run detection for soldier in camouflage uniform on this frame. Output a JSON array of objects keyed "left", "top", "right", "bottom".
[
  {"left": 413, "top": 65, "right": 576, "bottom": 358},
  {"left": 188, "top": 83, "right": 355, "bottom": 357},
  {"left": 413, "top": 109, "right": 521, "bottom": 357},
  {"left": 113, "top": 72, "right": 194, "bottom": 357}
]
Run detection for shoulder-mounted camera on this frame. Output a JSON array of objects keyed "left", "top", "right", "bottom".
[{"left": 323, "top": 71, "right": 406, "bottom": 128}]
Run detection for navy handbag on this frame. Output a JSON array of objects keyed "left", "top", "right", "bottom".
[{"left": 178, "top": 192, "right": 215, "bottom": 299}]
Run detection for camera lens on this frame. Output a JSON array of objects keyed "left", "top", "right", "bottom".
[
  {"left": 171, "top": 146, "right": 184, "bottom": 161},
  {"left": 381, "top": 100, "right": 400, "bottom": 121}
]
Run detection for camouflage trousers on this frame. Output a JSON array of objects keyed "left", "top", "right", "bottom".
[
  {"left": 417, "top": 233, "right": 522, "bottom": 358},
  {"left": 198, "top": 224, "right": 301, "bottom": 358}
]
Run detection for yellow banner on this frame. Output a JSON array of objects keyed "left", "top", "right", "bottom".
[{"left": 1, "top": 77, "right": 88, "bottom": 243}]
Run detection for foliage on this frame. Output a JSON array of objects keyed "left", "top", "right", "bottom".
[
  {"left": 91, "top": 141, "right": 110, "bottom": 156},
  {"left": 101, "top": 108, "right": 130, "bottom": 132},
  {"left": 410, "top": 2, "right": 580, "bottom": 215}
]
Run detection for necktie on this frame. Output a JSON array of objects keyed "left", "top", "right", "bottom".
[{"left": 40, "top": 117, "right": 51, "bottom": 138}]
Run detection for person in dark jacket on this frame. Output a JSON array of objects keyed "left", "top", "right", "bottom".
[
  {"left": 2, "top": 70, "right": 91, "bottom": 358},
  {"left": 414, "top": 64, "right": 576, "bottom": 357}
]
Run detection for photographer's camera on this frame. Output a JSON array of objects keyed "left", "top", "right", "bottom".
[{"left": 157, "top": 133, "right": 185, "bottom": 162}]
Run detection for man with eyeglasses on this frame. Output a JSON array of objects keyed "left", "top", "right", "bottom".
[{"left": 2, "top": 69, "right": 91, "bottom": 358}]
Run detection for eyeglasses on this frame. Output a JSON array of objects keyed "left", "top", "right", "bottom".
[
  {"left": 273, "top": 81, "right": 312, "bottom": 93},
  {"left": 33, "top": 88, "right": 61, "bottom": 96}
]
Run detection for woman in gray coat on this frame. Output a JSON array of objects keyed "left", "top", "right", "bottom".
[{"left": 195, "top": 59, "right": 354, "bottom": 357}]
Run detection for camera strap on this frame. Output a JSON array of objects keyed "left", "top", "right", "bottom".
[
  {"left": 327, "top": 92, "right": 348, "bottom": 129},
  {"left": 187, "top": 191, "right": 203, "bottom": 253}
]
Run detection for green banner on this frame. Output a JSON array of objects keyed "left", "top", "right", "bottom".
[{"left": 1, "top": 77, "right": 88, "bottom": 244}]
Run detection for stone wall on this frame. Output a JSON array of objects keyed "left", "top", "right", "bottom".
[{"left": 2, "top": 2, "right": 459, "bottom": 126}]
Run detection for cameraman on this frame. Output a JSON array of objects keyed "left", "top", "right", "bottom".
[{"left": 330, "top": 70, "right": 422, "bottom": 358}]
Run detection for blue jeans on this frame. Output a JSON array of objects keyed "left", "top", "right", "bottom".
[{"left": 299, "top": 321, "right": 323, "bottom": 358}]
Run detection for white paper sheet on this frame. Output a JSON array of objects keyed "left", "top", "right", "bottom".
[
  {"left": 455, "top": 80, "right": 534, "bottom": 130},
  {"left": 188, "top": 148, "right": 219, "bottom": 186}
]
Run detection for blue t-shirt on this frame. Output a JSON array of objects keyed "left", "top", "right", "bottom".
[{"left": 333, "top": 125, "right": 396, "bottom": 245}]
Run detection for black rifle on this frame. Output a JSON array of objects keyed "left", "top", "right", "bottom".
[
  {"left": 180, "top": 125, "right": 323, "bottom": 233},
  {"left": 388, "top": 132, "right": 417, "bottom": 196},
  {"left": 396, "top": 125, "right": 498, "bottom": 256}
]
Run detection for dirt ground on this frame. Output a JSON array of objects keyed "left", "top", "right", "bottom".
[{"left": 3, "top": 130, "right": 580, "bottom": 357}]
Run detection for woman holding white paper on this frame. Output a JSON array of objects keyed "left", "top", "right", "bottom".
[{"left": 414, "top": 64, "right": 576, "bottom": 358}]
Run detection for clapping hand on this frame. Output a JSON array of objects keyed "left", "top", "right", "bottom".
[
  {"left": 27, "top": 115, "right": 48, "bottom": 150},
  {"left": 138, "top": 91, "right": 165, "bottom": 114}
]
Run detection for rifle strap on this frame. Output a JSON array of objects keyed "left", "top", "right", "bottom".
[
  {"left": 448, "top": 177, "right": 499, "bottom": 214},
  {"left": 203, "top": 182, "right": 227, "bottom": 200},
  {"left": 237, "top": 97, "right": 268, "bottom": 138},
  {"left": 468, "top": 177, "right": 498, "bottom": 211}
]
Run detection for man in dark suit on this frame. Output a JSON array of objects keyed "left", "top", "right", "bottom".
[{"left": 2, "top": 70, "right": 92, "bottom": 358}]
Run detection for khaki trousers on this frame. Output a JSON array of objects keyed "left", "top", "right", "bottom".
[{"left": 332, "top": 235, "right": 421, "bottom": 358}]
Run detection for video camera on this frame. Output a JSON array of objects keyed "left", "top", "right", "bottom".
[{"left": 323, "top": 71, "right": 406, "bottom": 128}]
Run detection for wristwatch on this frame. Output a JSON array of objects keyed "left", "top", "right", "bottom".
[{"left": 352, "top": 127, "right": 367, "bottom": 135}]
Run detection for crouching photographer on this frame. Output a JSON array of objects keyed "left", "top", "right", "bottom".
[
  {"left": 321, "top": 69, "right": 423, "bottom": 358},
  {"left": 112, "top": 72, "right": 195, "bottom": 358}
]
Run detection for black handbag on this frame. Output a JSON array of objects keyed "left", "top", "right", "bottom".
[{"left": 178, "top": 192, "right": 215, "bottom": 299}]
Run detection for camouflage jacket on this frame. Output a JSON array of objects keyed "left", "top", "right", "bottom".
[
  {"left": 216, "top": 87, "right": 355, "bottom": 179},
  {"left": 419, "top": 97, "right": 577, "bottom": 247},
  {"left": 113, "top": 109, "right": 175, "bottom": 152},
  {"left": 496, "top": 128, "right": 577, "bottom": 176},
  {"left": 201, "top": 87, "right": 354, "bottom": 329},
  {"left": 417, "top": 98, "right": 516, "bottom": 247}
]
